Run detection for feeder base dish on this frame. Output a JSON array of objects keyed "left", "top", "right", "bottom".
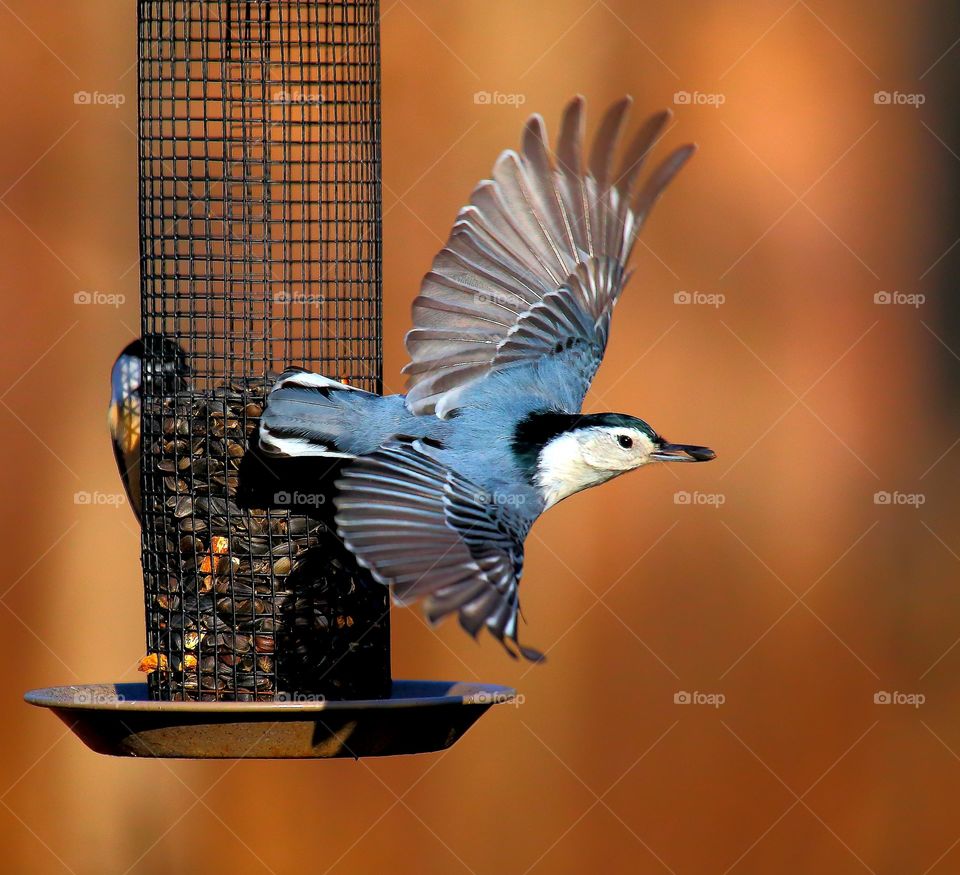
[{"left": 24, "top": 680, "right": 514, "bottom": 759}]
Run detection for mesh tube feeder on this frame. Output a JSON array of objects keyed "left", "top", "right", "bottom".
[
  {"left": 137, "top": 0, "right": 388, "bottom": 705},
  {"left": 26, "top": 0, "right": 513, "bottom": 758}
]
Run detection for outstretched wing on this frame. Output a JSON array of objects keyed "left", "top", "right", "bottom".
[
  {"left": 403, "top": 95, "right": 694, "bottom": 418},
  {"left": 334, "top": 441, "right": 543, "bottom": 661}
]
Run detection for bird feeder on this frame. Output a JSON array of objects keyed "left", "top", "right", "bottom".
[{"left": 26, "top": 0, "right": 513, "bottom": 758}]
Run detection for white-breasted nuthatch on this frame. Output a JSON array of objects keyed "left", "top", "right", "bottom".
[
  {"left": 109, "top": 335, "right": 190, "bottom": 521},
  {"left": 260, "top": 96, "right": 716, "bottom": 661}
]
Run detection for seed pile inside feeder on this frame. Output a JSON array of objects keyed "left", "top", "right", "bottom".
[{"left": 140, "top": 377, "right": 390, "bottom": 702}]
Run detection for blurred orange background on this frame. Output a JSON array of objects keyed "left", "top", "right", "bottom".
[{"left": 3, "top": 1, "right": 960, "bottom": 872}]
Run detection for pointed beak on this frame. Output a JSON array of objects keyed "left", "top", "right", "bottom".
[{"left": 652, "top": 442, "right": 716, "bottom": 463}]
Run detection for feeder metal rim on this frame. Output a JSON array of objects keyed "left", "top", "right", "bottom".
[
  {"left": 24, "top": 680, "right": 516, "bottom": 713},
  {"left": 24, "top": 681, "right": 517, "bottom": 758}
]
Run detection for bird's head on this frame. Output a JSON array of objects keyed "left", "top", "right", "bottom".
[
  {"left": 113, "top": 335, "right": 191, "bottom": 401},
  {"left": 513, "top": 411, "right": 715, "bottom": 509}
]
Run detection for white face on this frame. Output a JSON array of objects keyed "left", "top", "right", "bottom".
[
  {"left": 535, "top": 426, "right": 659, "bottom": 509},
  {"left": 576, "top": 426, "right": 659, "bottom": 472}
]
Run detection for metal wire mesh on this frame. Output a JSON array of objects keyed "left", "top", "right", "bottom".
[{"left": 137, "top": 0, "right": 389, "bottom": 701}]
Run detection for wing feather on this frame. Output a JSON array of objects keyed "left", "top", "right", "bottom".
[
  {"left": 403, "top": 95, "right": 694, "bottom": 417},
  {"left": 334, "top": 442, "right": 543, "bottom": 660}
]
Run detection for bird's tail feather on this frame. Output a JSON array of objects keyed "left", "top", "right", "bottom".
[{"left": 259, "top": 369, "right": 371, "bottom": 459}]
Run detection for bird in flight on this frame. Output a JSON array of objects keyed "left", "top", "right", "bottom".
[{"left": 260, "top": 96, "right": 716, "bottom": 661}]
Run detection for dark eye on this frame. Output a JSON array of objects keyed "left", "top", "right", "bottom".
[{"left": 617, "top": 434, "right": 633, "bottom": 449}]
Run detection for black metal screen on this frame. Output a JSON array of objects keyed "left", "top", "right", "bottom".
[{"left": 137, "top": 0, "right": 389, "bottom": 701}]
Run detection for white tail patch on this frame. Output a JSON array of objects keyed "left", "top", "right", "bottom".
[
  {"left": 275, "top": 372, "right": 362, "bottom": 393},
  {"left": 258, "top": 428, "right": 355, "bottom": 459},
  {"left": 259, "top": 370, "right": 367, "bottom": 459}
]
